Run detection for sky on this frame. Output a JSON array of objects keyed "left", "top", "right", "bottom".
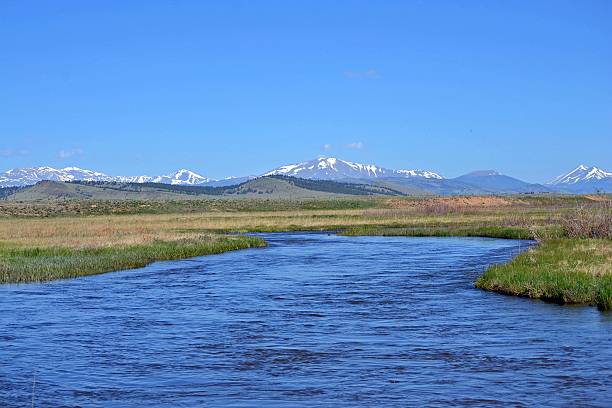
[{"left": 1, "top": 0, "right": 610, "bottom": 182}]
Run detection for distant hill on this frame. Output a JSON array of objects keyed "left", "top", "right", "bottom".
[
  {"left": 263, "top": 175, "right": 404, "bottom": 196},
  {"left": 6, "top": 180, "right": 201, "bottom": 201},
  {"left": 5, "top": 176, "right": 405, "bottom": 201},
  {"left": 202, "top": 176, "right": 256, "bottom": 187},
  {"left": 453, "top": 171, "right": 551, "bottom": 194},
  {"left": 0, "top": 186, "right": 24, "bottom": 199},
  {"left": 373, "top": 177, "right": 490, "bottom": 196}
]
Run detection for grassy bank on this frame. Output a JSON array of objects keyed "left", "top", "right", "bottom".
[
  {"left": 0, "top": 195, "right": 610, "bottom": 311},
  {"left": 476, "top": 239, "right": 611, "bottom": 311},
  {"left": 347, "top": 227, "right": 611, "bottom": 310},
  {"left": 0, "top": 235, "right": 265, "bottom": 284},
  {"left": 342, "top": 225, "right": 541, "bottom": 240},
  {"left": 342, "top": 202, "right": 611, "bottom": 310}
]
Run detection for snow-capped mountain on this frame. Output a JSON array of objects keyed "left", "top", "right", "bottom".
[
  {"left": 117, "top": 169, "right": 211, "bottom": 185},
  {"left": 547, "top": 165, "right": 612, "bottom": 193},
  {"left": 0, "top": 167, "right": 211, "bottom": 187},
  {"left": 0, "top": 166, "right": 115, "bottom": 187},
  {"left": 169, "top": 169, "right": 210, "bottom": 185},
  {"left": 548, "top": 165, "right": 612, "bottom": 185},
  {"left": 396, "top": 169, "right": 443, "bottom": 179},
  {"left": 264, "top": 157, "right": 443, "bottom": 180},
  {"left": 3, "top": 161, "right": 610, "bottom": 193}
]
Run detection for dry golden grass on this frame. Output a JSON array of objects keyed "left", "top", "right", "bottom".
[
  {"left": 0, "top": 205, "right": 562, "bottom": 250},
  {"left": 383, "top": 195, "right": 520, "bottom": 209},
  {"left": 1, "top": 195, "right": 610, "bottom": 310},
  {"left": 571, "top": 241, "right": 612, "bottom": 276},
  {"left": 0, "top": 194, "right": 601, "bottom": 251}
]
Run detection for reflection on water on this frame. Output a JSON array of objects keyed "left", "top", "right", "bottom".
[{"left": 1, "top": 233, "right": 610, "bottom": 407}]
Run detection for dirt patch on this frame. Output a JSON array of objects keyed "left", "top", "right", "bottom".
[{"left": 384, "top": 196, "right": 521, "bottom": 210}]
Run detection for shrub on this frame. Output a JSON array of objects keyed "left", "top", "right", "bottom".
[{"left": 561, "top": 201, "right": 612, "bottom": 239}]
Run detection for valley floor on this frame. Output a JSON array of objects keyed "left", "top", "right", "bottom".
[{"left": 0, "top": 195, "right": 610, "bottom": 310}]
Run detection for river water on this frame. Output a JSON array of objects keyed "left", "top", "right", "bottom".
[{"left": 1, "top": 233, "right": 610, "bottom": 407}]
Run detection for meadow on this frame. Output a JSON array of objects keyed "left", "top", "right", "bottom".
[{"left": 0, "top": 194, "right": 610, "bottom": 309}]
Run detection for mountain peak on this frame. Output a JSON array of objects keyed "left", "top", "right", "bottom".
[
  {"left": 463, "top": 170, "right": 502, "bottom": 177},
  {"left": 396, "top": 169, "right": 443, "bottom": 179},
  {"left": 264, "top": 157, "right": 443, "bottom": 180},
  {"left": 549, "top": 164, "right": 612, "bottom": 185},
  {"left": 167, "top": 169, "right": 210, "bottom": 185}
]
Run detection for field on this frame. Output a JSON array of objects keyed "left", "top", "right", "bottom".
[{"left": 0, "top": 194, "right": 610, "bottom": 310}]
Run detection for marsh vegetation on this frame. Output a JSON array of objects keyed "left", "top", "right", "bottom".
[{"left": 0, "top": 194, "right": 610, "bottom": 309}]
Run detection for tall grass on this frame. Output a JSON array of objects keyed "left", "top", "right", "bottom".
[
  {"left": 476, "top": 239, "right": 611, "bottom": 311},
  {"left": 342, "top": 225, "right": 539, "bottom": 240},
  {"left": 0, "top": 195, "right": 610, "bottom": 312},
  {"left": 0, "top": 235, "right": 265, "bottom": 284}
]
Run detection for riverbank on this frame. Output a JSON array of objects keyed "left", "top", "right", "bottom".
[
  {"left": 0, "top": 235, "right": 265, "bottom": 284},
  {"left": 0, "top": 195, "right": 610, "bottom": 310},
  {"left": 343, "top": 225, "right": 610, "bottom": 310},
  {"left": 476, "top": 239, "right": 611, "bottom": 311},
  {"left": 341, "top": 207, "right": 611, "bottom": 310}
]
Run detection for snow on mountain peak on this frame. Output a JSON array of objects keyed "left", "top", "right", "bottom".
[
  {"left": 0, "top": 166, "right": 115, "bottom": 186},
  {"left": 3, "top": 160, "right": 609, "bottom": 191},
  {"left": 548, "top": 165, "right": 612, "bottom": 185},
  {"left": 166, "top": 169, "right": 210, "bottom": 185},
  {"left": 264, "top": 157, "right": 443, "bottom": 180},
  {"left": 0, "top": 166, "right": 212, "bottom": 187},
  {"left": 316, "top": 157, "right": 338, "bottom": 170},
  {"left": 396, "top": 169, "right": 444, "bottom": 179}
]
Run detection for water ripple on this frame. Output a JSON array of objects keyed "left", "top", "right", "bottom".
[{"left": 0, "top": 233, "right": 610, "bottom": 407}]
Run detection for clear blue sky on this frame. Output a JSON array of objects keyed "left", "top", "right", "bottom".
[{"left": 1, "top": 0, "right": 610, "bottom": 182}]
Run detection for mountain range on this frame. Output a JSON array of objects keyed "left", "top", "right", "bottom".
[
  {"left": 1, "top": 158, "right": 610, "bottom": 195},
  {"left": 0, "top": 167, "right": 252, "bottom": 188}
]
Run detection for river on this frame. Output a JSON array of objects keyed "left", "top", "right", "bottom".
[{"left": 1, "top": 233, "right": 610, "bottom": 406}]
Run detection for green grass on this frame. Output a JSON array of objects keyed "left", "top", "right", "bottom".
[
  {"left": 1, "top": 195, "right": 610, "bottom": 312},
  {"left": 342, "top": 224, "right": 568, "bottom": 240},
  {"left": 0, "top": 235, "right": 265, "bottom": 284},
  {"left": 476, "top": 239, "right": 611, "bottom": 311},
  {"left": 342, "top": 225, "right": 537, "bottom": 240},
  {"left": 343, "top": 224, "right": 611, "bottom": 310},
  {"left": 0, "top": 197, "right": 378, "bottom": 218}
]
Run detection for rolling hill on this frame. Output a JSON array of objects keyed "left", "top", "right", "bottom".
[
  {"left": 454, "top": 171, "right": 551, "bottom": 194},
  {"left": 4, "top": 176, "right": 405, "bottom": 201}
]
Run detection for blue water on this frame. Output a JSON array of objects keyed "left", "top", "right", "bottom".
[{"left": 1, "top": 233, "right": 610, "bottom": 407}]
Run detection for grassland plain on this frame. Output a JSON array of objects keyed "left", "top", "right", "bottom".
[{"left": 0, "top": 194, "right": 610, "bottom": 310}]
